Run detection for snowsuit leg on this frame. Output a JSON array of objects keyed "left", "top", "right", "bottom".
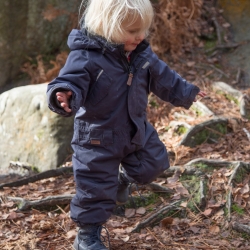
[
  {"left": 70, "top": 129, "right": 137, "bottom": 226},
  {"left": 70, "top": 122, "right": 169, "bottom": 226},
  {"left": 121, "top": 121, "right": 169, "bottom": 184}
]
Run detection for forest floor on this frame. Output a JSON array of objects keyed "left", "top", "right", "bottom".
[
  {"left": 1, "top": 1, "right": 250, "bottom": 250},
  {"left": 1, "top": 64, "right": 250, "bottom": 249}
]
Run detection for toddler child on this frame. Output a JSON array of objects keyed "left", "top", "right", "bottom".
[{"left": 47, "top": 0, "right": 206, "bottom": 249}]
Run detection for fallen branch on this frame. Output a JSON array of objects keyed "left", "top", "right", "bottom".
[
  {"left": 8, "top": 194, "right": 74, "bottom": 211},
  {"left": 195, "top": 64, "right": 229, "bottom": 78},
  {"left": 236, "top": 68, "right": 242, "bottom": 84},
  {"left": 199, "top": 178, "right": 206, "bottom": 209},
  {"left": 228, "top": 162, "right": 241, "bottom": 185},
  {"left": 243, "top": 128, "right": 250, "bottom": 141},
  {"left": 0, "top": 167, "right": 73, "bottom": 189},
  {"left": 232, "top": 222, "right": 250, "bottom": 235},
  {"left": 132, "top": 200, "right": 181, "bottom": 232},
  {"left": 185, "top": 158, "right": 236, "bottom": 168},
  {"left": 146, "top": 182, "right": 174, "bottom": 194},
  {"left": 227, "top": 184, "right": 232, "bottom": 221},
  {"left": 161, "top": 158, "right": 243, "bottom": 178},
  {"left": 205, "top": 43, "right": 241, "bottom": 53},
  {"left": 212, "top": 16, "right": 222, "bottom": 45}
]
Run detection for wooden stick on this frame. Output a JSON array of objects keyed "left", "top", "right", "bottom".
[
  {"left": 8, "top": 194, "right": 74, "bottom": 211},
  {"left": 232, "top": 222, "right": 250, "bottom": 235},
  {"left": 0, "top": 167, "right": 73, "bottom": 189},
  {"left": 132, "top": 200, "right": 181, "bottom": 232}
]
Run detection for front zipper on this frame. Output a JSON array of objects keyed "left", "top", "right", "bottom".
[
  {"left": 121, "top": 52, "right": 139, "bottom": 87},
  {"left": 127, "top": 71, "right": 133, "bottom": 86}
]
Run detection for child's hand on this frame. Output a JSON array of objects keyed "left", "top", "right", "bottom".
[
  {"left": 194, "top": 91, "right": 207, "bottom": 102},
  {"left": 56, "top": 91, "right": 72, "bottom": 112}
]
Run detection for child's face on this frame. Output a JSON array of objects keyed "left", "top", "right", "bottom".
[{"left": 122, "top": 18, "right": 146, "bottom": 52}]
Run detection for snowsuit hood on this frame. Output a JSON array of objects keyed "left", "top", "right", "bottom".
[{"left": 68, "top": 29, "right": 102, "bottom": 51}]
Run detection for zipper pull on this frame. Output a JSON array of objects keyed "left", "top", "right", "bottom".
[{"left": 127, "top": 72, "right": 133, "bottom": 86}]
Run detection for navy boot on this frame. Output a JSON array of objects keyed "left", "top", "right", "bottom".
[{"left": 73, "top": 224, "right": 108, "bottom": 250}]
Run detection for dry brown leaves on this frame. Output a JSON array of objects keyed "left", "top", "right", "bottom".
[
  {"left": 150, "top": 0, "right": 203, "bottom": 60},
  {"left": 1, "top": 164, "right": 249, "bottom": 249},
  {"left": 21, "top": 52, "right": 68, "bottom": 84},
  {"left": 0, "top": 175, "right": 76, "bottom": 250}
]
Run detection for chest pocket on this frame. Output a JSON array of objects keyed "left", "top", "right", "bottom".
[{"left": 87, "top": 69, "right": 113, "bottom": 106}]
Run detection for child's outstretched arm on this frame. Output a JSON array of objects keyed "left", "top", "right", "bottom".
[
  {"left": 148, "top": 50, "right": 206, "bottom": 109},
  {"left": 47, "top": 50, "right": 91, "bottom": 117}
]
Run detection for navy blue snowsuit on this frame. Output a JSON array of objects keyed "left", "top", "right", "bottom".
[{"left": 47, "top": 29, "right": 200, "bottom": 226}]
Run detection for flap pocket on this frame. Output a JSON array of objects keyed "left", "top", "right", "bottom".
[
  {"left": 78, "top": 126, "right": 114, "bottom": 147},
  {"left": 89, "top": 129, "right": 113, "bottom": 146}
]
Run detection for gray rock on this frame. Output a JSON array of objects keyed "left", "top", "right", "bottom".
[{"left": 0, "top": 83, "right": 74, "bottom": 172}]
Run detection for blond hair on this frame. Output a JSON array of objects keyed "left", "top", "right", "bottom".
[{"left": 79, "top": 0, "right": 154, "bottom": 43}]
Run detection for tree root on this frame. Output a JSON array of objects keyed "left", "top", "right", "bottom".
[
  {"left": 146, "top": 182, "right": 174, "bottom": 194},
  {"left": 7, "top": 194, "right": 74, "bottom": 211},
  {"left": 179, "top": 118, "right": 229, "bottom": 147},
  {"left": 232, "top": 222, "right": 250, "bottom": 235},
  {"left": 0, "top": 167, "right": 73, "bottom": 189},
  {"left": 131, "top": 200, "right": 181, "bottom": 232},
  {"left": 4, "top": 157, "right": 250, "bottom": 233}
]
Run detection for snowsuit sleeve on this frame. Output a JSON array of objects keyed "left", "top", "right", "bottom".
[
  {"left": 47, "top": 50, "right": 91, "bottom": 117},
  {"left": 149, "top": 50, "right": 200, "bottom": 109}
]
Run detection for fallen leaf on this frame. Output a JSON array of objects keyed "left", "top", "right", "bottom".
[
  {"left": 125, "top": 208, "right": 136, "bottom": 218},
  {"left": 203, "top": 208, "right": 212, "bottom": 216},
  {"left": 67, "top": 229, "right": 77, "bottom": 239},
  {"left": 136, "top": 207, "right": 146, "bottom": 215},
  {"left": 209, "top": 225, "right": 220, "bottom": 234},
  {"left": 120, "top": 235, "right": 130, "bottom": 242},
  {"left": 189, "top": 226, "right": 200, "bottom": 234},
  {"left": 160, "top": 217, "right": 174, "bottom": 228},
  {"left": 180, "top": 201, "right": 188, "bottom": 207}
]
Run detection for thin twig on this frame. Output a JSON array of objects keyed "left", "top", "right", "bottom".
[
  {"left": 228, "top": 162, "right": 241, "bottom": 184},
  {"left": 236, "top": 68, "right": 241, "bottom": 83},
  {"left": 212, "top": 16, "right": 221, "bottom": 45},
  {"left": 188, "top": 0, "right": 195, "bottom": 20},
  {"left": 243, "top": 128, "right": 250, "bottom": 141},
  {"left": 227, "top": 184, "right": 232, "bottom": 221},
  {"left": 194, "top": 64, "right": 229, "bottom": 78},
  {"left": 146, "top": 227, "right": 165, "bottom": 247},
  {"left": 204, "top": 126, "right": 225, "bottom": 136},
  {"left": 170, "top": 241, "right": 217, "bottom": 249},
  {"left": 56, "top": 205, "right": 67, "bottom": 214}
]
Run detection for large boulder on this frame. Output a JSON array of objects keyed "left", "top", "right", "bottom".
[{"left": 0, "top": 83, "right": 74, "bottom": 172}]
